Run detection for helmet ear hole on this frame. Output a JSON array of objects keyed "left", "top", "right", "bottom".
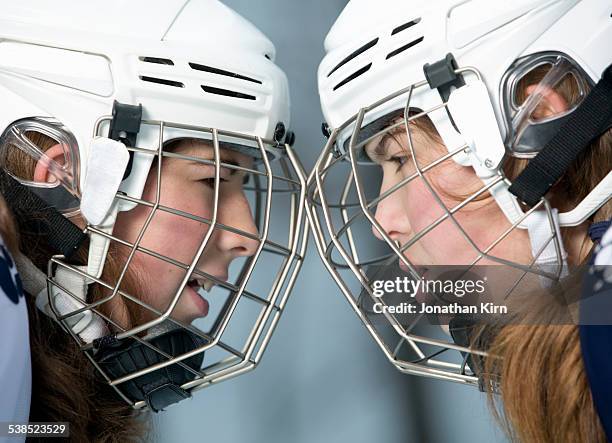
[
  {"left": 0, "top": 119, "right": 82, "bottom": 214},
  {"left": 31, "top": 140, "right": 66, "bottom": 184},
  {"left": 523, "top": 84, "right": 569, "bottom": 121},
  {"left": 514, "top": 66, "right": 582, "bottom": 122},
  {"left": 1, "top": 131, "right": 58, "bottom": 182},
  {"left": 502, "top": 53, "right": 593, "bottom": 157}
]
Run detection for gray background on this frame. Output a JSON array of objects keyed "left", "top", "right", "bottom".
[{"left": 155, "top": 1, "right": 507, "bottom": 442}]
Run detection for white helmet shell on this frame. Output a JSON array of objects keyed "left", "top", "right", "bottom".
[
  {"left": 0, "top": 1, "right": 309, "bottom": 410},
  {"left": 319, "top": 0, "right": 609, "bottom": 149},
  {"left": 308, "top": 0, "right": 612, "bottom": 387}
]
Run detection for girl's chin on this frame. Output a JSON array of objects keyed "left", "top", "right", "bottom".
[
  {"left": 398, "top": 256, "right": 428, "bottom": 274},
  {"left": 398, "top": 258, "right": 411, "bottom": 273}
]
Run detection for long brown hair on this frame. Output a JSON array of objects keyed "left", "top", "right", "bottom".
[
  {"left": 478, "top": 68, "right": 612, "bottom": 442},
  {"left": 3, "top": 132, "right": 150, "bottom": 442}
]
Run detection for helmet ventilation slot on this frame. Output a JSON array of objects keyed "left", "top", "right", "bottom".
[
  {"left": 200, "top": 85, "right": 256, "bottom": 100},
  {"left": 327, "top": 38, "right": 379, "bottom": 77},
  {"left": 189, "top": 62, "right": 262, "bottom": 85},
  {"left": 333, "top": 63, "right": 372, "bottom": 91},
  {"left": 391, "top": 18, "right": 421, "bottom": 35},
  {"left": 139, "top": 56, "right": 174, "bottom": 65},
  {"left": 329, "top": 17, "right": 424, "bottom": 92},
  {"left": 386, "top": 36, "right": 424, "bottom": 60},
  {"left": 139, "top": 76, "right": 184, "bottom": 88}
]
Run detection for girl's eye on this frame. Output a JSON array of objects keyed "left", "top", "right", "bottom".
[
  {"left": 201, "top": 177, "right": 228, "bottom": 187},
  {"left": 389, "top": 155, "right": 409, "bottom": 171}
]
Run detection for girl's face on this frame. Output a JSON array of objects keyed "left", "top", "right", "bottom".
[
  {"left": 113, "top": 139, "right": 259, "bottom": 324},
  {"left": 365, "top": 121, "right": 532, "bottom": 269}
]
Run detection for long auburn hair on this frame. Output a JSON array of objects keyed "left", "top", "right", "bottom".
[
  {"left": 2, "top": 132, "right": 150, "bottom": 442},
  {"left": 476, "top": 68, "right": 612, "bottom": 442}
]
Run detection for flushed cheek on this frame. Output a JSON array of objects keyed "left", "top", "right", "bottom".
[
  {"left": 141, "top": 181, "right": 213, "bottom": 259},
  {"left": 401, "top": 179, "right": 444, "bottom": 233},
  {"left": 133, "top": 218, "right": 209, "bottom": 316},
  {"left": 115, "top": 209, "right": 212, "bottom": 317},
  {"left": 400, "top": 179, "right": 476, "bottom": 264},
  {"left": 143, "top": 210, "right": 212, "bottom": 264},
  {"left": 137, "top": 254, "right": 182, "bottom": 310},
  {"left": 427, "top": 167, "right": 526, "bottom": 257}
]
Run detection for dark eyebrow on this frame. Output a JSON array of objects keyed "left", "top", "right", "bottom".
[
  {"left": 221, "top": 159, "right": 241, "bottom": 175},
  {"left": 374, "top": 134, "right": 395, "bottom": 158},
  {"left": 166, "top": 138, "right": 250, "bottom": 174},
  {"left": 370, "top": 129, "right": 406, "bottom": 160},
  {"left": 187, "top": 157, "right": 243, "bottom": 175}
]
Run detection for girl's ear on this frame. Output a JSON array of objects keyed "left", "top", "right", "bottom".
[
  {"left": 32, "top": 143, "right": 66, "bottom": 183},
  {"left": 525, "top": 84, "right": 569, "bottom": 120}
]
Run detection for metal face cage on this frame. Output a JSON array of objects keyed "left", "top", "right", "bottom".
[
  {"left": 46, "top": 117, "right": 309, "bottom": 409},
  {"left": 306, "top": 65, "right": 567, "bottom": 387}
]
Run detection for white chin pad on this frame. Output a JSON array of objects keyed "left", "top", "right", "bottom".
[{"left": 81, "top": 137, "right": 129, "bottom": 225}]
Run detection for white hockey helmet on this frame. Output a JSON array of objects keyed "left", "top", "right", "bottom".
[
  {"left": 307, "top": 0, "right": 612, "bottom": 386},
  {"left": 0, "top": 0, "right": 308, "bottom": 411}
]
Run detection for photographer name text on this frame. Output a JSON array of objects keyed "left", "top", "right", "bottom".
[{"left": 371, "top": 301, "right": 508, "bottom": 315}]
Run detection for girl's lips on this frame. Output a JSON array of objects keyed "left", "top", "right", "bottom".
[{"left": 186, "top": 284, "right": 209, "bottom": 318}]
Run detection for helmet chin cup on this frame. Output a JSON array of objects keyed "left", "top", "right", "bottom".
[{"left": 94, "top": 328, "right": 208, "bottom": 413}]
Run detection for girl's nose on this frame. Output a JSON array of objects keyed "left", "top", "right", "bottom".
[
  {"left": 372, "top": 172, "right": 409, "bottom": 243},
  {"left": 216, "top": 191, "right": 260, "bottom": 257}
]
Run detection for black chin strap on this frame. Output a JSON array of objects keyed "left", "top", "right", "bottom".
[
  {"left": 509, "top": 64, "right": 612, "bottom": 207},
  {"left": 0, "top": 169, "right": 87, "bottom": 260},
  {"left": 94, "top": 329, "right": 207, "bottom": 412}
]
